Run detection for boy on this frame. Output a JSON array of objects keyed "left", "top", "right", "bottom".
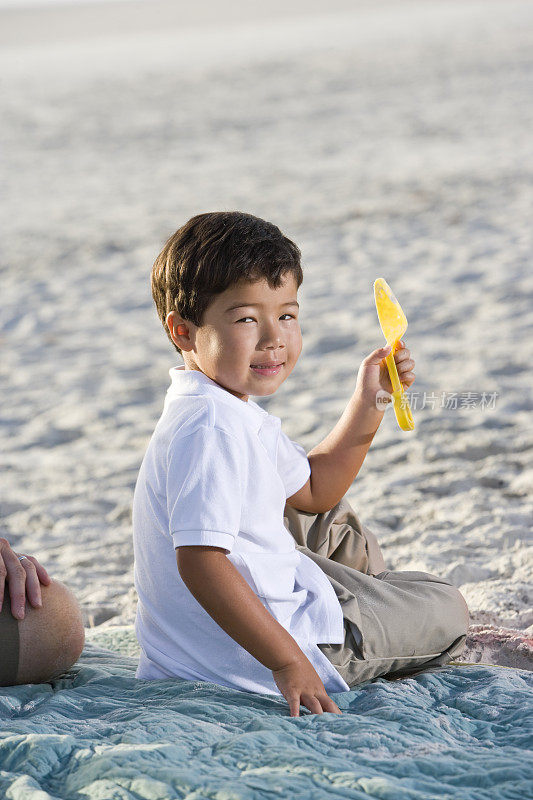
[{"left": 132, "top": 212, "right": 469, "bottom": 717}]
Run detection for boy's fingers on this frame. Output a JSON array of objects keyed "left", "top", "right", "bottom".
[
  {"left": 289, "top": 696, "right": 301, "bottom": 717},
  {"left": 318, "top": 693, "right": 342, "bottom": 714},
  {"left": 323, "top": 697, "right": 342, "bottom": 714},
  {"left": 302, "top": 694, "right": 324, "bottom": 715},
  {"left": 394, "top": 348, "right": 410, "bottom": 360},
  {"left": 366, "top": 345, "right": 392, "bottom": 364}
]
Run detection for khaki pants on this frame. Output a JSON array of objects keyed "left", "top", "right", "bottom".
[{"left": 283, "top": 496, "right": 469, "bottom": 686}]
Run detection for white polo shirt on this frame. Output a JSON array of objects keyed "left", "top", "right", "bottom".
[{"left": 132, "top": 365, "right": 350, "bottom": 695}]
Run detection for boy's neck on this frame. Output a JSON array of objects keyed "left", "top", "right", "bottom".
[{"left": 182, "top": 365, "right": 249, "bottom": 402}]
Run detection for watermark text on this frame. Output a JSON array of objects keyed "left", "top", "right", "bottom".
[{"left": 375, "top": 390, "right": 499, "bottom": 411}]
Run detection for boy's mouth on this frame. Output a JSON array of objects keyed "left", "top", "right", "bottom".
[{"left": 250, "top": 362, "right": 284, "bottom": 375}]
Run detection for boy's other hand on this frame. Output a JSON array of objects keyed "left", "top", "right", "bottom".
[{"left": 272, "top": 654, "right": 342, "bottom": 717}]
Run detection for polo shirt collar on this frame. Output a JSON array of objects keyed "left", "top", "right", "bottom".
[{"left": 167, "top": 364, "right": 270, "bottom": 432}]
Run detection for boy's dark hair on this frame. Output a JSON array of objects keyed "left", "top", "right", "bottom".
[{"left": 151, "top": 211, "right": 303, "bottom": 355}]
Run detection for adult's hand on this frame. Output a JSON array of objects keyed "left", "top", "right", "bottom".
[{"left": 0, "top": 538, "right": 52, "bottom": 619}]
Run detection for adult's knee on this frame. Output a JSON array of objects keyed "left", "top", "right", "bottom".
[{"left": 16, "top": 578, "right": 85, "bottom": 685}]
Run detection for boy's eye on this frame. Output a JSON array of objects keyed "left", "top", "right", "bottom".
[{"left": 237, "top": 315, "right": 296, "bottom": 323}]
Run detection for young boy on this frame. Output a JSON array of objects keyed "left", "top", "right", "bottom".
[{"left": 132, "top": 211, "right": 469, "bottom": 717}]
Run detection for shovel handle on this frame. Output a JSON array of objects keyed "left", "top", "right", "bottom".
[{"left": 384, "top": 343, "right": 415, "bottom": 431}]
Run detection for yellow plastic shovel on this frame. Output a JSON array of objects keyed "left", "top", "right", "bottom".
[{"left": 374, "top": 278, "right": 415, "bottom": 431}]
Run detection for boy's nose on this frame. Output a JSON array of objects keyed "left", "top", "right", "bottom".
[{"left": 259, "top": 328, "right": 283, "bottom": 348}]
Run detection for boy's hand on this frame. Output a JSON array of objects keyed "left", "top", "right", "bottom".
[
  {"left": 355, "top": 340, "right": 416, "bottom": 406},
  {"left": 272, "top": 653, "right": 342, "bottom": 717}
]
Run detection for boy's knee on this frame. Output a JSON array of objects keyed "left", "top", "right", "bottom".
[
  {"left": 17, "top": 578, "right": 85, "bottom": 684},
  {"left": 440, "top": 582, "right": 470, "bottom": 640},
  {"left": 408, "top": 571, "right": 470, "bottom": 639},
  {"left": 396, "top": 570, "right": 470, "bottom": 651}
]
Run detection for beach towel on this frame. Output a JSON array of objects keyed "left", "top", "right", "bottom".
[{"left": 0, "top": 625, "right": 531, "bottom": 800}]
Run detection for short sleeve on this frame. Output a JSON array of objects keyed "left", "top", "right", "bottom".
[
  {"left": 167, "top": 425, "right": 244, "bottom": 553},
  {"left": 276, "top": 428, "right": 311, "bottom": 499}
]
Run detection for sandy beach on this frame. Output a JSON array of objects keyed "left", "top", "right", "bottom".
[{"left": 1, "top": 0, "right": 532, "bottom": 667}]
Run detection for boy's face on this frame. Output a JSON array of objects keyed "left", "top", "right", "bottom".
[{"left": 167, "top": 273, "right": 302, "bottom": 402}]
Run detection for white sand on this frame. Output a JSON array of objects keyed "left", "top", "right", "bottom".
[{"left": 1, "top": 0, "right": 531, "bottom": 659}]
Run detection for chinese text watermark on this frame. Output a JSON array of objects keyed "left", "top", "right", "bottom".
[{"left": 375, "top": 390, "right": 499, "bottom": 411}]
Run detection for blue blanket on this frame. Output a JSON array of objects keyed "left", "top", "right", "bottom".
[{"left": 0, "top": 627, "right": 531, "bottom": 800}]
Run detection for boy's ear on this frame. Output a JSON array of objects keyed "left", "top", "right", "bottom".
[{"left": 166, "top": 312, "right": 192, "bottom": 348}]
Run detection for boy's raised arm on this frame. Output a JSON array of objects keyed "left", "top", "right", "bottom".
[
  {"left": 305, "top": 391, "right": 386, "bottom": 514},
  {"left": 177, "top": 546, "right": 342, "bottom": 716},
  {"left": 305, "top": 342, "right": 414, "bottom": 514}
]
